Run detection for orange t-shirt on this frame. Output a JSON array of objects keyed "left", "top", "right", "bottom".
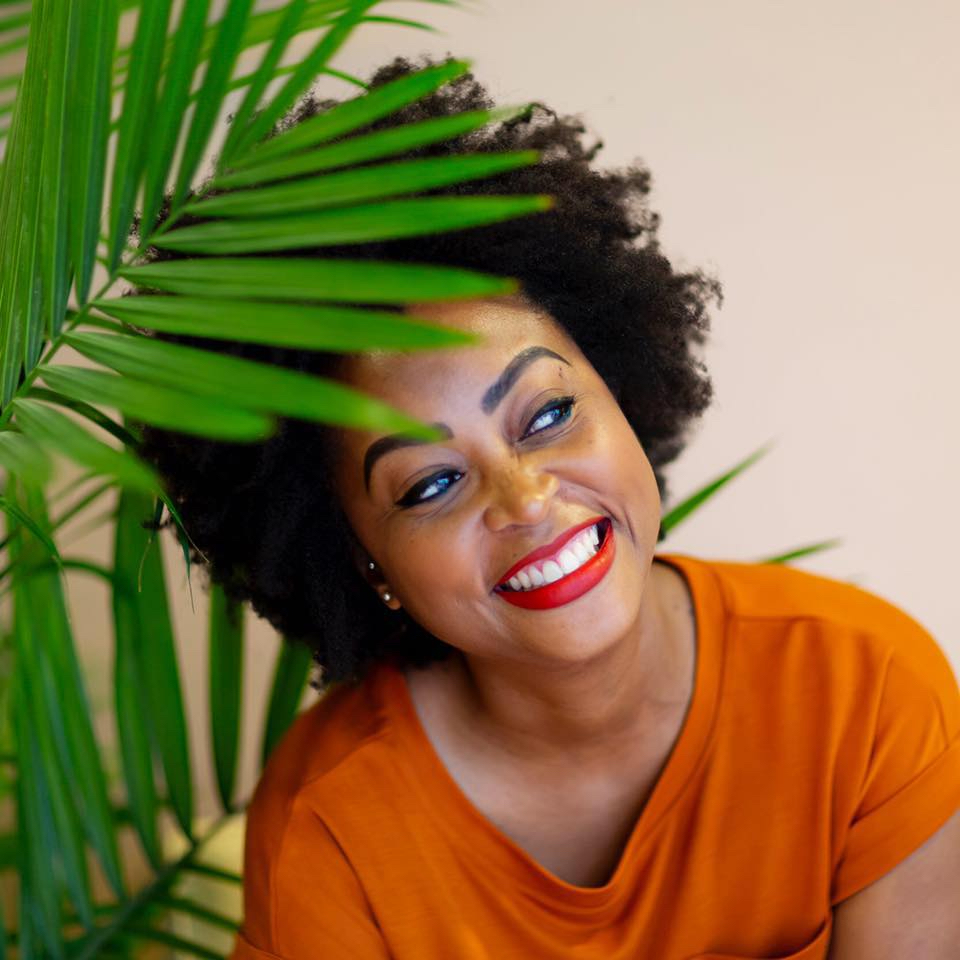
[{"left": 229, "top": 553, "right": 960, "bottom": 959}]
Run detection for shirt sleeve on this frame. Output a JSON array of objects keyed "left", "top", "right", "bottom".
[
  {"left": 830, "top": 628, "right": 960, "bottom": 905},
  {"left": 228, "top": 792, "right": 392, "bottom": 960}
]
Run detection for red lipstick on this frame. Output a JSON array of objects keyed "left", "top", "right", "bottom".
[
  {"left": 494, "top": 516, "right": 606, "bottom": 587},
  {"left": 494, "top": 517, "right": 615, "bottom": 610}
]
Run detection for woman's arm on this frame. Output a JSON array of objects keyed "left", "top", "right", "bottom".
[
  {"left": 228, "top": 794, "right": 392, "bottom": 960},
  {"left": 828, "top": 807, "right": 960, "bottom": 959}
]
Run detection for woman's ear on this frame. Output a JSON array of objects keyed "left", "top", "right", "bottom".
[
  {"left": 344, "top": 526, "right": 402, "bottom": 610},
  {"left": 344, "top": 526, "right": 374, "bottom": 581}
]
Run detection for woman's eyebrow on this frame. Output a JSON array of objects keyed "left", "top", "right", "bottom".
[{"left": 362, "top": 345, "right": 571, "bottom": 492}]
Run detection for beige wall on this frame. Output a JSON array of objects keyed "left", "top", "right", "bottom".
[{"left": 4, "top": 0, "right": 958, "bottom": 824}]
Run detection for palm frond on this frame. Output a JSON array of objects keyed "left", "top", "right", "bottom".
[
  {"left": 224, "top": 56, "right": 471, "bottom": 168},
  {"left": 152, "top": 194, "right": 551, "bottom": 253},
  {"left": 9, "top": 398, "right": 158, "bottom": 492},
  {"left": 261, "top": 640, "right": 314, "bottom": 768},
  {"left": 61, "top": 330, "right": 448, "bottom": 440},
  {"left": 660, "top": 442, "right": 775, "bottom": 535},
  {"left": 116, "top": 485, "right": 194, "bottom": 839},
  {"left": 107, "top": 0, "right": 174, "bottom": 271},
  {"left": 6, "top": 477, "right": 124, "bottom": 948},
  {"left": 209, "top": 584, "right": 245, "bottom": 813},
  {"left": 38, "top": 364, "right": 276, "bottom": 442},
  {"left": 183, "top": 150, "right": 539, "bottom": 217},
  {"left": 2, "top": 6, "right": 543, "bottom": 945},
  {"left": 756, "top": 539, "right": 843, "bottom": 565},
  {"left": 0, "top": 430, "right": 52, "bottom": 487},
  {"left": 68, "top": 0, "right": 119, "bottom": 302},
  {"left": 139, "top": 0, "right": 210, "bottom": 239},
  {"left": 213, "top": 104, "right": 529, "bottom": 188},
  {"left": 116, "top": 255, "right": 518, "bottom": 301},
  {"left": 92, "top": 295, "right": 483, "bottom": 351}
]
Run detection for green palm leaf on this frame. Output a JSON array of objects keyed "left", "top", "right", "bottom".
[
  {"left": 9, "top": 397, "right": 159, "bottom": 492},
  {"left": 117, "top": 256, "right": 518, "bottom": 301},
  {"left": 107, "top": 0, "right": 173, "bottom": 270},
  {"left": 171, "top": 0, "right": 255, "bottom": 209},
  {"left": 213, "top": 105, "right": 528, "bottom": 189},
  {"left": 0, "top": 0, "right": 44, "bottom": 407},
  {"left": 116, "top": 485, "right": 195, "bottom": 840},
  {"left": 209, "top": 583, "right": 244, "bottom": 813},
  {"left": 154, "top": 892, "right": 239, "bottom": 932},
  {"left": 112, "top": 498, "right": 164, "bottom": 872},
  {"left": 227, "top": 55, "right": 470, "bottom": 167},
  {"left": 154, "top": 194, "right": 552, "bottom": 253},
  {"left": 38, "top": 364, "right": 276, "bottom": 442},
  {"left": 62, "top": 330, "right": 449, "bottom": 439},
  {"left": 93, "top": 295, "right": 484, "bottom": 351},
  {"left": 67, "top": 0, "right": 119, "bottom": 303},
  {"left": 16, "top": 484, "right": 126, "bottom": 897},
  {"left": 0, "top": 18, "right": 27, "bottom": 59},
  {"left": 756, "top": 539, "right": 843, "bottom": 565},
  {"left": 24, "top": 385, "right": 144, "bottom": 449},
  {"left": 114, "top": 0, "right": 354, "bottom": 81},
  {"left": 0, "top": 429, "right": 53, "bottom": 487},
  {"left": 36, "top": 0, "right": 73, "bottom": 345},
  {"left": 0, "top": 492, "right": 60, "bottom": 563},
  {"left": 139, "top": 0, "right": 210, "bottom": 239},
  {"left": 261, "top": 640, "right": 313, "bottom": 767},
  {"left": 0, "top": 10, "right": 30, "bottom": 33},
  {"left": 14, "top": 692, "right": 63, "bottom": 956},
  {"left": 216, "top": 0, "right": 310, "bottom": 167},
  {"left": 660, "top": 442, "right": 774, "bottom": 535},
  {"left": 6, "top": 480, "right": 105, "bottom": 950},
  {"left": 217, "top": 0, "right": 377, "bottom": 165},
  {"left": 185, "top": 151, "right": 539, "bottom": 218}
]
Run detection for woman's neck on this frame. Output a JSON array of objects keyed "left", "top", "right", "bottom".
[{"left": 426, "top": 560, "right": 696, "bottom": 768}]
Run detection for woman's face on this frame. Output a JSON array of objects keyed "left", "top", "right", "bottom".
[{"left": 332, "top": 296, "right": 663, "bottom": 669}]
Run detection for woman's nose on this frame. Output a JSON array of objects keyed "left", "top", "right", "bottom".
[{"left": 483, "top": 463, "right": 560, "bottom": 532}]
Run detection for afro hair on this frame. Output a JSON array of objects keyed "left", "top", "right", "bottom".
[{"left": 131, "top": 54, "right": 719, "bottom": 692}]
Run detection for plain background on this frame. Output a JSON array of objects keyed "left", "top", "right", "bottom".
[{"left": 3, "top": 0, "right": 958, "bottom": 827}]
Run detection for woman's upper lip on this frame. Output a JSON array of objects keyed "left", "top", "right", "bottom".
[{"left": 493, "top": 515, "right": 608, "bottom": 589}]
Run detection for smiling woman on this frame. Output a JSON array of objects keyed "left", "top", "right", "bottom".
[{"left": 131, "top": 55, "right": 960, "bottom": 960}]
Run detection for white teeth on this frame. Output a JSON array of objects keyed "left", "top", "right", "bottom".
[
  {"left": 499, "top": 521, "right": 607, "bottom": 592},
  {"left": 541, "top": 560, "right": 564, "bottom": 584}
]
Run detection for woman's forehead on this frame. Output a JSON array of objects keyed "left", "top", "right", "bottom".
[
  {"left": 329, "top": 299, "right": 586, "bottom": 491},
  {"left": 340, "top": 297, "right": 574, "bottom": 389}
]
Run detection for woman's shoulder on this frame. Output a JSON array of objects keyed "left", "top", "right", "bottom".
[
  {"left": 678, "top": 552, "right": 925, "bottom": 630},
  {"left": 245, "top": 662, "right": 394, "bottom": 827},
  {"left": 675, "top": 551, "right": 941, "bottom": 646},
  {"left": 674, "top": 552, "right": 959, "bottom": 736}
]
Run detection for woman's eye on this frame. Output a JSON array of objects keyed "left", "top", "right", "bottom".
[
  {"left": 397, "top": 470, "right": 464, "bottom": 508},
  {"left": 395, "top": 396, "right": 577, "bottom": 508},
  {"left": 522, "top": 396, "right": 575, "bottom": 438}
]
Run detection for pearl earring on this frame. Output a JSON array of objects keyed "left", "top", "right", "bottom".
[{"left": 383, "top": 591, "right": 392, "bottom": 603}]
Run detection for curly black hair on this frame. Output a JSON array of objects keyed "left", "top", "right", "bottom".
[{"left": 131, "top": 54, "right": 719, "bottom": 692}]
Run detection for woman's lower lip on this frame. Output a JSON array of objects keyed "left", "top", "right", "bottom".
[{"left": 494, "top": 522, "right": 615, "bottom": 610}]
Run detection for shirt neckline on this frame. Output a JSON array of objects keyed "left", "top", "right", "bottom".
[{"left": 377, "top": 551, "right": 726, "bottom": 913}]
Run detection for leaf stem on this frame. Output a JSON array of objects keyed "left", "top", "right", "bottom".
[
  {"left": 0, "top": 186, "right": 211, "bottom": 432},
  {"left": 65, "top": 814, "right": 236, "bottom": 960}
]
